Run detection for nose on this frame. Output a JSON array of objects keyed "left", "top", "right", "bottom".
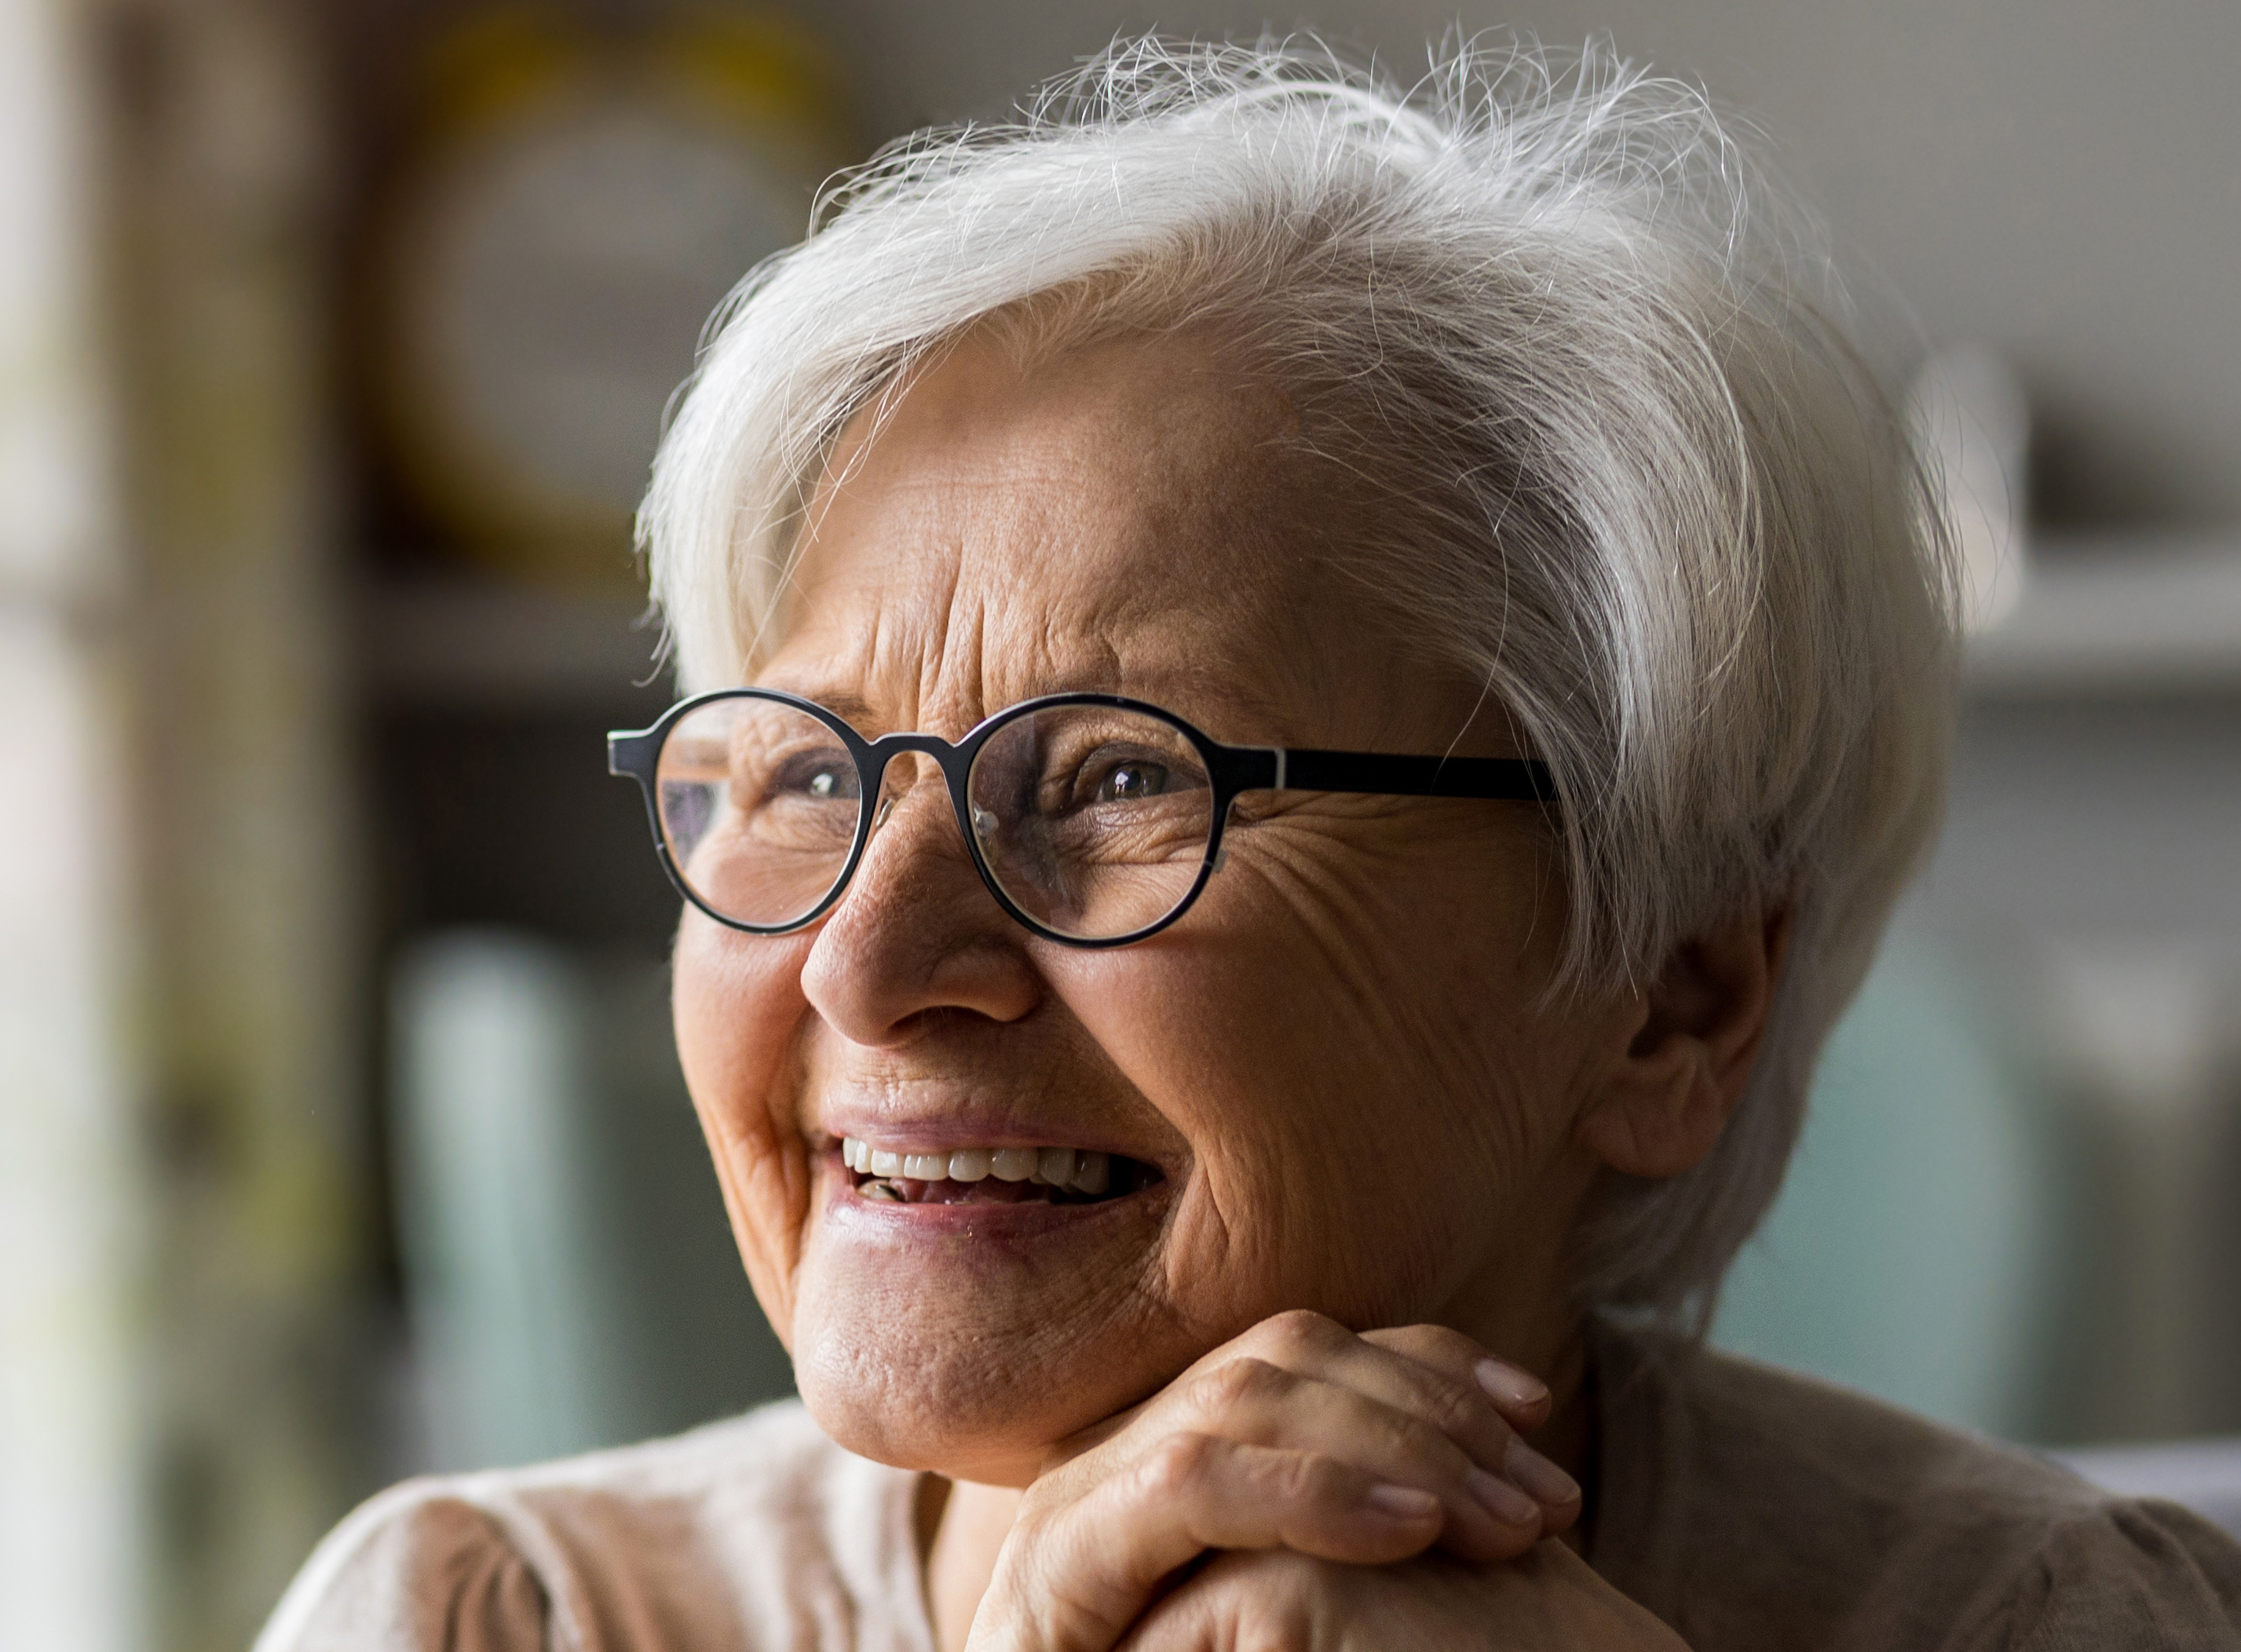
[{"left": 798, "top": 758, "right": 1041, "bottom": 1045}]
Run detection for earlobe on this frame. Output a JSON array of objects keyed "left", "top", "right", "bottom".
[{"left": 1574, "top": 909, "right": 1790, "bottom": 1180}]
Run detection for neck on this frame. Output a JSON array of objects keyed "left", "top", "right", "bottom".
[
  {"left": 916, "top": 1325, "right": 1599, "bottom": 1651},
  {"left": 923, "top": 1476, "right": 1025, "bottom": 1652}
]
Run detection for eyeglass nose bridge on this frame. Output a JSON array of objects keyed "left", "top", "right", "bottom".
[{"left": 852, "top": 729, "right": 977, "bottom": 831}]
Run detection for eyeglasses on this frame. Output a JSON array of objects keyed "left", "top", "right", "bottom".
[{"left": 608, "top": 689, "right": 1558, "bottom": 948}]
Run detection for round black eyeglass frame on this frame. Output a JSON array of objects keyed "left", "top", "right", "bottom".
[{"left": 608, "top": 689, "right": 1560, "bottom": 950}]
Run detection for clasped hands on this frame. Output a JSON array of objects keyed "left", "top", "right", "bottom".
[{"left": 963, "top": 1311, "right": 1688, "bottom": 1651}]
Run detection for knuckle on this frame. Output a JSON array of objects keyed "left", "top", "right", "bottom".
[
  {"left": 1201, "top": 1355, "right": 1291, "bottom": 1413},
  {"left": 1282, "top": 1448, "right": 1354, "bottom": 1507},
  {"left": 1369, "top": 1402, "right": 1447, "bottom": 1464},
  {"left": 1140, "top": 1429, "right": 1222, "bottom": 1497},
  {"left": 1426, "top": 1374, "right": 1504, "bottom": 1440},
  {"left": 1373, "top": 1320, "right": 1485, "bottom": 1373},
  {"left": 1255, "top": 1308, "right": 1344, "bottom": 1360},
  {"left": 1192, "top": 1344, "right": 1300, "bottom": 1407}
]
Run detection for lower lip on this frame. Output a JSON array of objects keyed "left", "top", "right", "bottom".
[{"left": 817, "top": 1157, "right": 1170, "bottom": 1244}]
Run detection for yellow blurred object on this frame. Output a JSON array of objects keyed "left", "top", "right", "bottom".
[{"left": 371, "top": 7, "right": 850, "bottom": 587}]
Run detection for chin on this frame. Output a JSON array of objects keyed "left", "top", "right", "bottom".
[
  {"left": 788, "top": 1313, "right": 1095, "bottom": 1485},
  {"left": 785, "top": 1245, "right": 1189, "bottom": 1483}
]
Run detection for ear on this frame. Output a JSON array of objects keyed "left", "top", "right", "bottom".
[{"left": 1574, "top": 908, "right": 1792, "bottom": 1180}]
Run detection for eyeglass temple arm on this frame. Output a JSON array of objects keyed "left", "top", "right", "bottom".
[{"left": 1234, "top": 746, "right": 1558, "bottom": 802}]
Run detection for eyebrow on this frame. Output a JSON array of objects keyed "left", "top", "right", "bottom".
[{"left": 791, "top": 688, "right": 880, "bottom": 728}]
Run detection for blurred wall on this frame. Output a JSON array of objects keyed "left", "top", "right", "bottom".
[
  {"left": 50, "top": 5, "right": 371, "bottom": 1652},
  {"left": 0, "top": 3, "right": 140, "bottom": 1647}
]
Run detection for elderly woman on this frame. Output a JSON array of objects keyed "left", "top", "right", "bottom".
[{"left": 266, "top": 41, "right": 2241, "bottom": 1652}]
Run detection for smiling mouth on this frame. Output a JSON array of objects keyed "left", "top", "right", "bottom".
[{"left": 839, "top": 1138, "right": 1159, "bottom": 1206}]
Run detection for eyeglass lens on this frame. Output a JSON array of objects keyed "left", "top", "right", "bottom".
[
  {"left": 656, "top": 696, "right": 862, "bottom": 929},
  {"left": 966, "top": 704, "right": 1213, "bottom": 939},
  {"left": 653, "top": 696, "right": 1216, "bottom": 940}
]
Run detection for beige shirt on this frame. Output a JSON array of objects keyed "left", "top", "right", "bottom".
[{"left": 258, "top": 1326, "right": 2241, "bottom": 1650}]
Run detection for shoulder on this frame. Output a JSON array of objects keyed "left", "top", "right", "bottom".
[
  {"left": 1593, "top": 1323, "right": 2241, "bottom": 1651},
  {"left": 254, "top": 1402, "right": 933, "bottom": 1652},
  {"left": 1999, "top": 1495, "right": 2241, "bottom": 1650}
]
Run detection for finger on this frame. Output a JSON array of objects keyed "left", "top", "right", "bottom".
[
  {"left": 1359, "top": 1322, "right": 1552, "bottom": 1430},
  {"left": 1362, "top": 1324, "right": 1583, "bottom": 1536},
  {"left": 1223, "top": 1311, "right": 1575, "bottom": 1524},
  {"left": 1173, "top": 1354, "right": 1543, "bottom": 1562},
  {"left": 974, "top": 1433, "right": 1437, "bottom": 1652}
]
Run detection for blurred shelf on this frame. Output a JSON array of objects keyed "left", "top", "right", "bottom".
[
  {"left": 1966, "top": 535, "right": 2241, "bottom": 698},
  {"left": 360, "top": 577, "right": 668, "bottom": 709}
]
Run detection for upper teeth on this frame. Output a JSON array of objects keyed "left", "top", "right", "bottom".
[{"left": 841, "top": 1138, "right": 1113, "bottom": 1195}]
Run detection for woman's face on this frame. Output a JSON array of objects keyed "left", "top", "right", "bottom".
[{"left": 672, "top": 330, "right": 1630, "bottom": 1485}]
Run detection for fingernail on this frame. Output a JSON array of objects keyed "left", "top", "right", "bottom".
[
  {"left": 1366, "top": 1483, "right": 1441, "bottom": 1521},
  {"left": 1475, "top": 1358, "right": 1549, "bottom": 1411},
  {"left": 1467, "top": 1467, "right": 1541, "bottom": 1527},
  {"left": 1504, "top": 1437, "right": 1581, "bottom": 1507}
]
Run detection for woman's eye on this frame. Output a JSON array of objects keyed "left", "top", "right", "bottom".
[
  {"left": 766, "top": 751, "right": 857, "bottom": 801},
  {"left": 1095, "top": 761, "right": 1169, "bottom": 802}
]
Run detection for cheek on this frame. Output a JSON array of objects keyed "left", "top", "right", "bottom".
[
  {"left": 1047, "top": 828, "right": 1578, "bottom": 1327},
  {"left": 671, "top": 912, "right": 817, "bottom": 1343}
]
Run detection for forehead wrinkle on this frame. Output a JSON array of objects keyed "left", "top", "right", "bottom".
[
  {"left": 784, "top": 521, "right": 1339, "bottom": 742},
  {"left": 908, "top": 536, "right": 981, "bottom": 729},
  {"left": 770, "top": 327, "right": 1389, "bottom": 742},
  {"left": 844, "top": 490, "right": 1154, "bottom": 727},
  {"left": 872, "top": 507, "right": 1080, "bottom": 732}
]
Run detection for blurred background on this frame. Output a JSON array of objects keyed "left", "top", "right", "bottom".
[{"left": 2, "top": 2, "right": 2238, "bottom": 1648}]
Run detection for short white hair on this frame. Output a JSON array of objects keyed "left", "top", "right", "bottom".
[{"left": 642, "top": 38, "right": 1961, "bottom": 1321}]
